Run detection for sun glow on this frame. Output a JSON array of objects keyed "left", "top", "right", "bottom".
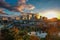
[{"left": 42, "top": 11, "right": 57, "bottom": 19}]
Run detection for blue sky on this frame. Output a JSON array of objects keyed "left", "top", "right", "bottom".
[
  {"left": 28, "top": 0, "right": 60, "bottom": 12},
  {"left": 4, "top": 0, "right": 60, "bottom": 15}
]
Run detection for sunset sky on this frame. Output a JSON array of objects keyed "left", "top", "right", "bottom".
[
  {"left": 0, "top": 0, "right": 60, "bottom": 19},
  {"left": 4, "top": 0, "right": 60, "bottom": 12}
]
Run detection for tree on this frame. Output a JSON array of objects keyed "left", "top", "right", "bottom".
[
  {"left": 46, "top": 26, "right": 59, "bottom": 40},
  {"left": 1, "top": 28, "right": 14, "bottom": 40},
  {"left": 30, "top": 35, "right": 40, "bottom": 40}
]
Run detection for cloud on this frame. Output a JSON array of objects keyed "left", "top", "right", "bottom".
[
  {"left": 17, "top": 0, "right": 35, "bottom": 12},
  {"left": 0, "top": 0, "right": 35, "bottom": 12},
  {"left": 0, "top": 0, "right": 12, "bottom": 10},
  {"left": 26, "top": 4, "right": 35, "bottom": 10},
  {"left": 16, "top": 5, "right": 26, "bottom": 12},
  {"left": 0, "top": 8, "right": 6, "bottom": 14},
  {"left": 18, "top": 0, "right": 26, "bottom": 4}
]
